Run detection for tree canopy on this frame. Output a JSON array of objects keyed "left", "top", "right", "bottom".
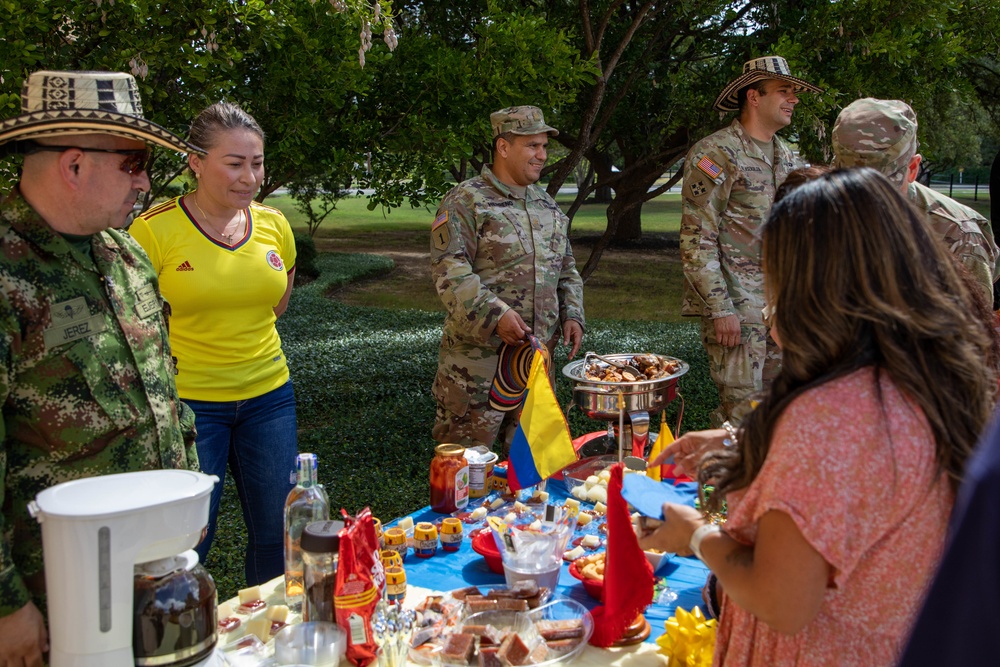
[{"left": 1, "top": 0, "right": 997, "bottom": 253}]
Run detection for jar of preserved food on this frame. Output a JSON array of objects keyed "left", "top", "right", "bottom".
[
  {"left": 430, "top": 444, "right": 470, "bottom": 514},
  {"left": 301, "top": 520, "right": 343, "bottom": 623}
]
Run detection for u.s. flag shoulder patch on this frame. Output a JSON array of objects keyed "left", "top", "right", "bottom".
[
  {"left": 432, "top": 211, "right": 449, "bottom": 229},
  {"left": 696, "top": 155, "right": 724, "bottom": 180}
]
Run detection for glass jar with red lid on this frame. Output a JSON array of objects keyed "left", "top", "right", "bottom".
[{"left": 430, "top": 444, "right": 470, "bottom": 513}]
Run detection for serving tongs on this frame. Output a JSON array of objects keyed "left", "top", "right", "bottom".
[{"left": 584, "top": 351, "right": 643, "bottom": 381}]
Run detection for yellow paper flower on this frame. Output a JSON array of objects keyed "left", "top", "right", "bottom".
[{"left": 657, "top": 606, "right": 717, "bottom": 667}]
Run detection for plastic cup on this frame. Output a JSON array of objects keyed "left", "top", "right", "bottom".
[
  {"left": 273, "top": 621, "right": 346, "bottom": 666},
  {"left": 502, "top": 560, "right": 561, "bottom": 592}
]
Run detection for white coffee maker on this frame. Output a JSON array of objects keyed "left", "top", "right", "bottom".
[{"left": 28, "top": 469, "right": 219, "bottom": 667}]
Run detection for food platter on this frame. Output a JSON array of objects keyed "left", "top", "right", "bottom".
[
  {"left": 562, "top": 353, "right": 689, "bottom": 420},
  {"left": 409, "top": 589, "right": 590, "bottom": 666}
]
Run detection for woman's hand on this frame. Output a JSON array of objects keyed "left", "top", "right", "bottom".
[
  {"left": 638, "top": 502, "right": 706, "bottom": 556},
  {"left": 652, "top": 429, "right": 730, "bottom": 477}
]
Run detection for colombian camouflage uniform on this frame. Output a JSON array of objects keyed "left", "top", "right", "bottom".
[
  {"left": 0, "top": 192, "right": 198, "bottom": 617},
  {"left": 430, "top": 165, "right": 585, "bottom": 449},
  {"left": 680, "top": 120, "right": 796, "bottom": 426},
  {"left": 832, "top": 98, "right": 998, "bottom": 303}
]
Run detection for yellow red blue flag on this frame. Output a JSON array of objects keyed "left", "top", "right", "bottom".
[{"left": 507, "top": 349, "right": 577, "bottom": 491}]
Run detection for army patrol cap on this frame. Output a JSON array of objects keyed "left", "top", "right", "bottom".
[
  {"left": 831, "top": 98, "right": 918, "bottom": 187},
  {"left": 490, "top": 106, "right": 558, "bottom": 138}
]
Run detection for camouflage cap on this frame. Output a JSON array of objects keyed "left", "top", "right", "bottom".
[
  {"left": 831, "top": 98, "right": 918, "bottom": 187},
  {"left": 490, "top": 106, "right": 558, "bottom": 138}
]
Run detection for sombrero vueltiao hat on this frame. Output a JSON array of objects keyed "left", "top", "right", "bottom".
[
  {"left": 489, "top": 335, "right": 550, "bottom": 412},
  {"left": 713, "top": 56, "right": 823, "bottom": 113},
  {"left": 0, "top": 70, "right": 203, "bottom": 155}
]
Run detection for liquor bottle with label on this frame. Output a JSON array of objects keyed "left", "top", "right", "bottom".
[{"left": 284, "top": 453, "right": 330, "bottom": 612}]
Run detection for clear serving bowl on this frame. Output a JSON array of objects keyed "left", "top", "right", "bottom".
[{"left": 462, "top": 597, "right": 594, "bottom": 666}]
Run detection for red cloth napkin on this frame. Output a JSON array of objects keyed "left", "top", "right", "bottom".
[{"left": 588, "top": 463, "right": 654, "bottom": 647}]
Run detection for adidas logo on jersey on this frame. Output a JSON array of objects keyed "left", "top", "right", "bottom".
[{"left": 176, "top": 261, "right": 194, "bottom": 271}]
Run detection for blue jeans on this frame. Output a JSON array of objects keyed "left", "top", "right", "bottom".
[{"left": 186, "top": 380, "right": 298, "bottom": 585}]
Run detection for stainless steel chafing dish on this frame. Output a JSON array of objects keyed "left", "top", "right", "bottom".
[{"left": 561, "top": 352, "right": 689, "bottom": 421}]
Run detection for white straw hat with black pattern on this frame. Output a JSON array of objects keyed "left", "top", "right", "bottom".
[
  {"left": 0, "top": 70, "right": 203, "bottom": 155},
  {"left": 713, "top": 56, "right": 823, "bottom": 113}
]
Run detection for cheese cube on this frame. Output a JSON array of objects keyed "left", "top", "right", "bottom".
[
  {"left": 470, "top": 506, "right": 488, "bottom": 520},
  {"left": 576, "top": 512, "right": 593, "bottom": 527},
  {"left": 564, "top": 546, "right": 586, "bottom": 561},
  {"left": 246, "top": 616, "right": 272, "bottom": 643},
  {"left": 586, "top": 485, "right": 608, "bottom": 504},
  {"left": 266, "top": 605, "right": 289, "bottom": 623},
  {"left": 564, "top": 498, "right": 580, "bottom": 511},
  {"left": 594, "top": 502, "right": 608, "bottom": 515},
  {"left": 514, "top": 501, "right": 528, "bottom": 513},
  {"left": 533, "top": 491, "right": 550, "bottom": 502},
  {"left": 504, "top": 512, "right": 517, "bottom": 524},
  {"left": 581, "top": 535, "right": 601, "bottom": 548},
  {"left": 528, "top": 520, "right": 542, "bottom": 531},
  {"left": 238, "top": 585, "right": 262, "bottom": 605},
  {"left": 218, "top": 601, "right": 235, "bottom": 619},
  {"left": 490, "top": 497, "right": 506, "bottom": 510},
  {"left": 397, "top": 517, "right": 414, "bottom": 532}
]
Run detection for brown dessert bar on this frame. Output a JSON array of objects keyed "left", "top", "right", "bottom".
[{"left": 442, "top": 633, "right": 476, "bottom": 664}]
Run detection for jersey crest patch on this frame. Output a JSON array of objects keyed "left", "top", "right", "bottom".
[{"left": 266, "top": 250, "right": 284, "bottom": 271}]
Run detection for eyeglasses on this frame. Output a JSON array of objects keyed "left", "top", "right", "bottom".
[{"left": 22, "top": 141, "right": 151, "bottom": 175}]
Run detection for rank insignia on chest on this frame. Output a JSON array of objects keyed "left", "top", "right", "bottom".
[{"left": 432, "top": 210, "right": 451, "bottom": 251}]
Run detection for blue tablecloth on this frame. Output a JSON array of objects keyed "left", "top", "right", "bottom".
[{"left": 385, "top": 476, "right": 711, "bottom": 644}]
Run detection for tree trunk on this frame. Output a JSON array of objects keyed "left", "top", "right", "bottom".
[
  {"left": 594, "top": 184, "right": 613, "bottom": 203},
  {"left": 609, "top": 172, "right": 660, "bottom": 243}
]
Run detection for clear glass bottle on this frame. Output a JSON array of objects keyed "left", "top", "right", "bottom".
[{"left": 284, "top": 453, "right": 330, "bottom": 612}]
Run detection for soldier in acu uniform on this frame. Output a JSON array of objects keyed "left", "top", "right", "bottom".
[
  {"left": 0, "top": 70, "right": 202, "bottom": 665},
  {"left": 681, "top": 56, "right": 822, "bottom": 427},
  {"left": 431, "top": 106, "right": 585, "bottom": 451},
  {"left": 832, "top": 98, "right": 998, "bottom": 304}
]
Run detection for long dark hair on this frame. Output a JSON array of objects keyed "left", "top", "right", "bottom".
[{"left": 701, "top": 168, "right": 996, "bottom": 509}]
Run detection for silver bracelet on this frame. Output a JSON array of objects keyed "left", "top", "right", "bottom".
[
  {"left": 689, "top": 523, "right": 722, "bottom": 562},
  {"left": 721, "top": 420, "right": 738, "bottom": 449}
]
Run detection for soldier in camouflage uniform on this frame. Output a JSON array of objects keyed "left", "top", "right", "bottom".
[
  {"left": 431, "top": 106, "right": 585, "bottom": 451},
  {"left": 0, "top": 70, "right": 201, "bottom": 664},
  {"left": 832, "top": 98, "right": 998, "bottom": 304},
  {"left": 681, "top": 57, "right": 822, "bottom": 427}
]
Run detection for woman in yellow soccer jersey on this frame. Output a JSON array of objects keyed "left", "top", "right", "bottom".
[{"left": 130, "top": 102, "right": 297, "bottom": 585}]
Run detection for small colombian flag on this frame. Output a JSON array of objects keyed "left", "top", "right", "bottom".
[{"left": 506, "top": 350, "right": 578, "bottom": 491}]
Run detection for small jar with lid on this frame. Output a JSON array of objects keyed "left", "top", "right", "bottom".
[
  {"left": 413, "top": 522, "right": 439, "bottom": 558},
  {"left": 439, "top": 517, "right": 463, "bottom": 552},
  {"left": 301, "top": 520, "right": 344, "bottom": 623},
  {"left": 430, "top": 444, "right": 470, "bottom": 514}
]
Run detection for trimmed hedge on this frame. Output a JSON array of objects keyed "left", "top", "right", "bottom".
[{"left": 205, "top": 253, "right": 714, "bottom": 599}]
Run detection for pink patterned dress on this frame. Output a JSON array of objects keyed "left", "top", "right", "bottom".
[{"left": 715, "top": 367, "right": 953, "bottom": 667}]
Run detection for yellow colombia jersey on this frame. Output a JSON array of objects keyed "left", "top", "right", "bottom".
[{"left": 130, "top": 197, "right": 297, "bottom": 402}]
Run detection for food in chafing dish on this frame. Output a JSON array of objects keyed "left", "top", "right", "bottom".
[{"left": 583, "top": 353, "right": 681, "bottom": 382}]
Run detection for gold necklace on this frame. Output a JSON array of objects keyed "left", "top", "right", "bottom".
[{"left": 190, "top": 191, "right": 244, "bottom": 244}]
